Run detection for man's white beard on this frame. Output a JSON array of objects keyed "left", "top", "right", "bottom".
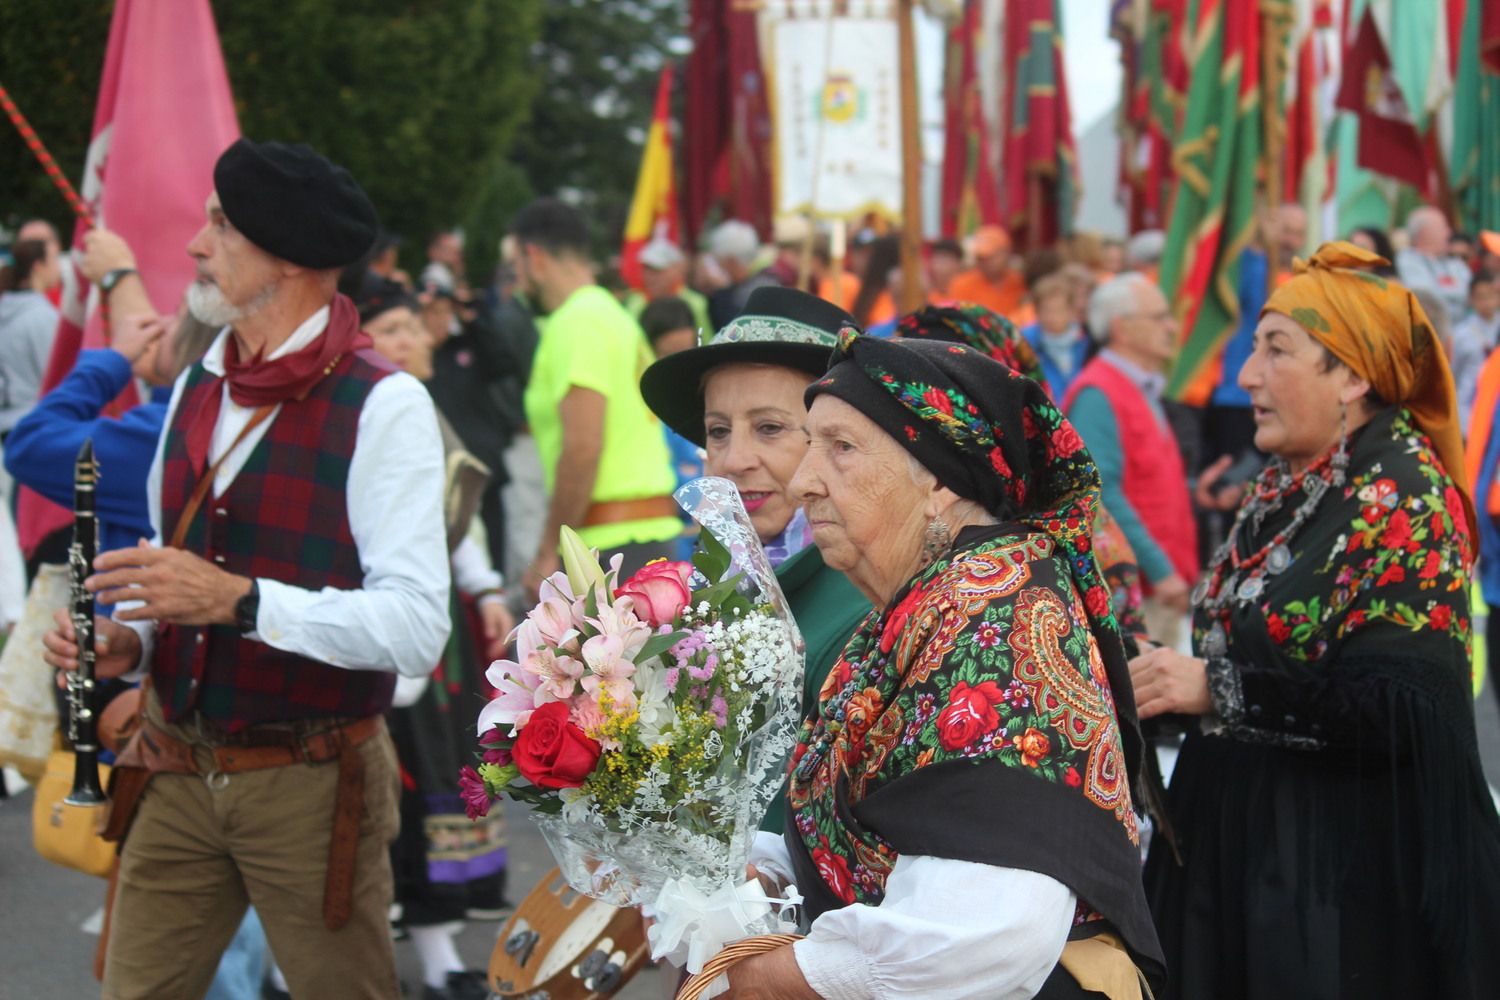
[{"left": 186, "top": 279, "right": 276, "bottom": 328}]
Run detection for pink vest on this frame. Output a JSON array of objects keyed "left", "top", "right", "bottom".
[{"left": 1065, "top": 357, "right": 1198, "bottom": 585}]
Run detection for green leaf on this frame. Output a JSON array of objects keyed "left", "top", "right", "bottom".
[
  {"left": 693, "top": 527, "right": 732, "bottom": 583},
  {"left": 637, "top": 630, "right": 689, "bottom": 663}
]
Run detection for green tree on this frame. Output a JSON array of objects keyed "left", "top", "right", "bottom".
[
  {"left": 2, "top": 0, "right": 541, "bottom": 281},
  {"left": 510, "top": 0, "right": 689, "bottom": 259}
]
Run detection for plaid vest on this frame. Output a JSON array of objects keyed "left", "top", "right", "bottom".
[{"left": 152, "top": 348, "right": 397, "bottom": 728}]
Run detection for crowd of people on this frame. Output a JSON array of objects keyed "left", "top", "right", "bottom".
[{"left": 0, "top": 134, "right": 1498, "bottom": 1000}]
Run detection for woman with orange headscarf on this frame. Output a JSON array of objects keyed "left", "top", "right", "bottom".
[{"left": 1127, "top": 243, "right": 1500, "bottom": 999}]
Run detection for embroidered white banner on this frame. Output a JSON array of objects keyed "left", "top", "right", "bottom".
[{"left": 762, "top": 1, "right": 903, "bottom": 220}]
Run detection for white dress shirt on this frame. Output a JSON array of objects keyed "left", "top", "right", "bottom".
[
  {"left": 750, "top": 832, "right": 1077, "bottom": 999},
  {"left": 121, "top": 305, "right": 450, "bottom": 679}
]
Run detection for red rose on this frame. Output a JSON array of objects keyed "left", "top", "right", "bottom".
[
  {"left": 1049, "top": 422, "right": 1086, "bottom": 459},
  {"left": 511, "top": 702, "right": 602, "bottom": 789},
  {"left": 935, "top": 680, "right": 1004, "bottom": 751},
  {"left": 1377, "top": 563, "right": 1406, "bottom": 587},
  {"left": 1013, "top": 726, "right": 1052, "bottom": 767},
  {"left": 1445, "top": 486, "right": 1466, "bottom": 532},
  {"left": 1083, "top": 585, "right": 1111, "bottom": 619},
  {"left": 1380, "top": 509, "right": 1414, "bottom": 552},
  {"left": 880, "top": 586, "right": 927, "bottom": 653},
  {"left": 813, "top": 847, "right": 856, "bottom": 904},
  {"left": 1065, "top": 766, "right": 1082, "bottom": 787},
  {"left": 615, "top": 559, "right": 694, "bottom": 627},
  {"left": 1418, "top": 549, "right": 1442, "bottom": 580},
  {"left": 1266, "top": 613, "right": 1291, "bottom": 643},
  {"left": 1430, "top": 604, "right": 1453, "bottom": 630},
  {"left": 922, "top": 386, "right": 954, "bottom": 416}
]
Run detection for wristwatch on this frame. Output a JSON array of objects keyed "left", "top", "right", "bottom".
[
  {"left": 234, "top": 580, "right": 260, "bottom": 633},
  {"left": 100, "top": 267, "right": 137, "bottom": 294}
]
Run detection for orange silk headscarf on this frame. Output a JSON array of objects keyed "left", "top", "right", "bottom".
[{"left": 1262, "top": 241, "right": 1476, "bottom": 539}]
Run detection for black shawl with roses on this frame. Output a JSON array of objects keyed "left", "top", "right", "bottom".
[{"left": 784, "top": 524, "right": 1164, "bottom": 986}]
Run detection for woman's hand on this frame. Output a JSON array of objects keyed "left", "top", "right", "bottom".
[
  {"left": 721, "top": 944, "right": 821, "bottom": 999},
  {"left": 1129, "top": 646, "right": 1212, "bottom": 718},
  {"left": 477, "top": 597, "right": 515, "bottom": 662}
]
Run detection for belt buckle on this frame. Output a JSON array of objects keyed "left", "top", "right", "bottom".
[{"left": 298, "top": 723, "right": 341, "bottom": 764}]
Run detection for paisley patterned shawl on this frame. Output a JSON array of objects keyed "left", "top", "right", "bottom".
[{"left": 784, "top": 526, "right": 1164, "bottom": 978}]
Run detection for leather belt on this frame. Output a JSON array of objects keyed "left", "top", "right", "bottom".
[
  {"left": 107, "top": 712, "right": 382, "bottom": 931},
  {"left": 582, "top": 495, "right": 678, "bottom": 528}
]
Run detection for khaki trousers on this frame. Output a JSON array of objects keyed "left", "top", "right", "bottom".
[{"left": 101, "top": 706, "right": 402, "bottom": 1000}]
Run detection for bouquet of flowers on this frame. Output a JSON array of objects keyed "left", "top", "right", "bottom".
[{"left": 462, "top": 479, "right": 805, "bottom": 980}]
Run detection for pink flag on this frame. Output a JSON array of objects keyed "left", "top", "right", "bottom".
[{"left": 18, "top": 0, "right": 239, "bottom": 553}]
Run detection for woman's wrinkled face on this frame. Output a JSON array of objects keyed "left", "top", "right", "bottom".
[
  {"left": 1238, "top": 311, "right": 1367, "bottom": 473},
  {"left": 702, "top": 363, "right": 814, "bottom": 543},
  {"left": 790, "top": 394, "right": 935, "bottom": 603}
]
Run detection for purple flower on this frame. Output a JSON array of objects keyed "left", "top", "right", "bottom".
[
  {"left": 458, "top": 766, "right": 490, "bottom": 820},
  {"left": 479, "top": 727, "right": 506, "bottom": 746},
  {"left": 483, "top": 745, "right": 513, "bottom": 766},
  {"left": 665, "top": 667, "right": 681, "bottom": 691},
  {"left": 711, "top": 694, "right": 729, "bottom": 729}
]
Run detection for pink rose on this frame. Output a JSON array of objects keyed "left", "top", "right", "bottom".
[{"left": 614, "top": 559, "right": 694, "bottom": 627}]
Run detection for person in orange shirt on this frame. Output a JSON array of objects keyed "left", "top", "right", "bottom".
[
  {"left": 850, "top": 235, "right": 902, "bottom": 328},
  {"left": 948, "top": 225, "right": 1027, "bottom": 321},
  {"left": 813, "top": 236, "right": 860, "bottom": 311}
]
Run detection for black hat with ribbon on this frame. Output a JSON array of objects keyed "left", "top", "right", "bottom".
[{"left": 640, "top": 286, "right": 855, "bottom": 445}]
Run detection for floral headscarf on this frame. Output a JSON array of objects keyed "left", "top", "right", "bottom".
[
  {"left": 1263, "top": 241, "right": 1475, "bottom": 537},
  {"left": 894, "top": 303, "right": 1044, "bottom": 382}
]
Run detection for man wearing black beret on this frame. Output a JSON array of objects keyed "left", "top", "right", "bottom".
[{"left": 45, "top": 138, "right": 452, "bottom": 999}]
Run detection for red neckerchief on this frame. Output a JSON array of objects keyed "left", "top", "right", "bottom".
[{"left": 184, "top": 294, "right": 372, "bottom": 473}]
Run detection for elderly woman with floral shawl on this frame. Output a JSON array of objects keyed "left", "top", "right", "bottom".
[
  {"left": 724, "top": 332, "right": 1163, "bottom": 999},
  {"left": 897, "top": 303, "right": 1149, "bottom": 639},
  {"left": 1131, "top": 243, "right": 1500, "bottom": 999}
]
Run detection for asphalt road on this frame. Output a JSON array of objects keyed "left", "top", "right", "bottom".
[{"left": 5, "top": 685, "right": 1500, "bottom": 1000}]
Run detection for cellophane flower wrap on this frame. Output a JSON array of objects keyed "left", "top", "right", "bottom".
[{"left": 466, "top": 478, "right": 805, "bottom": 981}]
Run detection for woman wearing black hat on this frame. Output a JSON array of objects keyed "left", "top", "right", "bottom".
[
  {"left": 639, "top": 286, "right": 871, "bottom": 834},
  {"left": 719, "top": 332, "right": 1162, "bottom": 999}
]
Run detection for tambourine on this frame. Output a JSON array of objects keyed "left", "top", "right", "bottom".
[{"left": 488, "top": 867, "right": 651, "bottom": 999}]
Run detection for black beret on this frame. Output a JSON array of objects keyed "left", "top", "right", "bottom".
[{"left": 213, "top": 138, "right": 379, "bottom": 269}]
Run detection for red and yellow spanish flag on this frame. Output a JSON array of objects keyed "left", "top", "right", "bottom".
[{"left": 621, "top": 63, "right": 680, "bottom": 290}]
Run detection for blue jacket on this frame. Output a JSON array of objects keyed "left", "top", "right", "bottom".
[
  {"left": 1020, "top": 322, "right": 1093, "bottom": 402},
  {"left": 4, "top": 349, "right": 170, "bottom": 554},
  {"left": 1211, "top": 248, "right": 1268, "bottom": 408},
  {"left": 1476, "top": 407, "right": 1500, "bottom": 606}
]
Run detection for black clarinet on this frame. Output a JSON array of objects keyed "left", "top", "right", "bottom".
[{"left": 65, "top": 438, "right": 106, "bottom": 806}]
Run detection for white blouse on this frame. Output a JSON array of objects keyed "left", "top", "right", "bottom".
[{"left": 750, "top": 831, "right": 1076, "bottom": 999}]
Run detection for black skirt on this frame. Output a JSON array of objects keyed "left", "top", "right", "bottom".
[{"left": 1144, "top": 731, "right": 1500, "bottom": 1000}]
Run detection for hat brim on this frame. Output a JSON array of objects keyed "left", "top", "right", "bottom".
[{"left": 641, "top": 340, "right": 834, "bottom": 445}]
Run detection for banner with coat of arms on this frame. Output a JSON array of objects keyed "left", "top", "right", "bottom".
[{"left": 761, "top": 0, "right": 902, "bottom": 221}]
